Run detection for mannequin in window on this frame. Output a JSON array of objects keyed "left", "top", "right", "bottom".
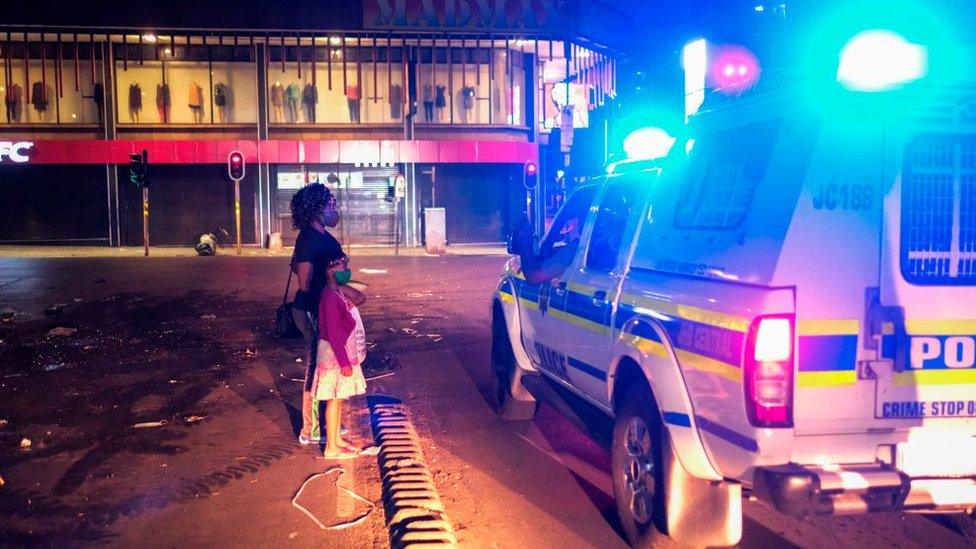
[
  {"left": 302, "top": 83, "right": 317, "bottom": 123},
  {"left": 156, "top": 82, "right": 170, "bottom": 123},
  {"left": 31, "top": 82, "right": 50, "bottom": 118},
  {"left": 188, "top": 82, "right": 204, "bottom": 123},
  {"left": 422, "top": 84, "right": 434, "bottom": 122},
  {"left": 346, "top": 84, "right": 360, "bottom": 123},
  {"left": 271, "top": 81, "right": 284, "bottom": 123},
  {"left": 286, "top": 82, "right": 301, "bottom": 123},
  {"left": 460, "top": 85, "right": 475, "bottom": 124},
  {"left": 389, "top": 84, "right": 403, "bottom": 120},
  {"left": 435, "top": 84, "right": 447, "bottom": 122},
  {"left": 129, "top": 82, "right": 142, "bottom": 122},
  {"left": 4, "top": 83, "right": 22, "bottom": 122},
  {"left": 214, "top": 82, "right": 229, "bottom": 123},
  {"left": 93, "top": 83, "right": 104, "bottom": 123}
]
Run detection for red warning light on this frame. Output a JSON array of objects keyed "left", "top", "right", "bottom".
[
  {"left": 228, "top": 151, "right": 246, "bottom": 181},
  {"left": 710, "top": 44, "right": 760, "bottom": 93}
]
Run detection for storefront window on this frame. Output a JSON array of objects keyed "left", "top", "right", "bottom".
[
  {"left": 416, "top": 42, "right": 523, "bottom": 126},
  {"left": 269, "top": 40, "right": 406, "bottom": 125},
  {"left": 1, "top": 40, "right": 103, "bottom": 125},
  {"left": 114, "top": 42, "right": 257, "bottom": 125}
]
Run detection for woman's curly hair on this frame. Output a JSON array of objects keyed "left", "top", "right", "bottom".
[{"left": 290, "top": 183, "right": 334, "bottom": 230}]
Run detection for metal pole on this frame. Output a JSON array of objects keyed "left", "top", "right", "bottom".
[
  {"left": 142, "top": 186, "right": 150, "bottom": 256},
  {"left": 235, "top": 179, "right": 242, "bottom": 255}
]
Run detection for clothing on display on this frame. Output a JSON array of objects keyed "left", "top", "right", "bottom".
[
  {"left": 389, "top": 84, "right": 403, "bottom": 119},
  {"left": 31, "top": 82, "right": 48, "bottom": 112},
  {"left": 435, "top": 85, "right": 447, "bottom": 121},
  {"left": 461, "top": 86, "right": 476, "bottom": 123},
  {"left": 128, "top": 83, "right": 143, "bottom": 122},
  {"left": 214, "top": 83, "right": 229, "bottom": 123},
  {"left": 302, "top": 83, "right": 317, "bottom": 123},
  {"left": 188, "top": 83, "right": 204, "bottom": 123},
  {"left": 285, "top": 83, "right": 300, "bottom": 123},
  {"left": 93, "top": 83, "right": 104, "bottom": 123},
  {"left": 155, "top": 83, "right": 170, "bottom": 123},
  {"left": 4, "top": 83, "right": 22, "bottom": 122},
  {"left": 270, "top": 82, "right": 284, "bottom": 123},
  {"left": 422, "top": 84, "right": 434, "bottom": 122},
  {"left": 346, "top": 84, "right": 360, "bottom": 123}
]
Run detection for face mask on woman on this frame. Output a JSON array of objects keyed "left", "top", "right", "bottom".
[
  {"left": 334, "top": 269, "right": 352, "bottom": 285},
  {"left": 319, "top": 201, "right": 340, "bottom": 228}
]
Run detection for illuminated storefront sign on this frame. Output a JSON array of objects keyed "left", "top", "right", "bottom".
[
  {"left": 364, "top": 0, "right": 564, "bottom": 30},
  {"left": 0, "top": 141, "right": 33, "bottom": 163}
]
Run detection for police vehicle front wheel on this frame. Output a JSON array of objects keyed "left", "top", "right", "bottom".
[
  {"left": 490, "top": 313, "right": 538, "bottom": 421},
  {"left": 612, "top": 385, "right": 668, "bottom": 547}
]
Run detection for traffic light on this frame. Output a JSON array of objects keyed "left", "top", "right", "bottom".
[
  {"left": 128, "top": 149, "right": 149, "bottom": 188},
  {"left": 227, "top": 150, "right": 245, "bottom": 181},
  {"left": 523, "top": 162, "right": 538, "bottom": 189}
]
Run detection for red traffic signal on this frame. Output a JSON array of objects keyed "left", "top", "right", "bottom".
[
  {"left": 227, "top": 151, "right": 245, "bottom": 181},
  {"left": 523, "top": 162, "right": 538, "bottom": 189}
]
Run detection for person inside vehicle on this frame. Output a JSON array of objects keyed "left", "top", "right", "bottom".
[{"left": 513, "top": 193, "right": 589, "bottom": 285}]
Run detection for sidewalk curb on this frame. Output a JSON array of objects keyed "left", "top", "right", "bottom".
[{"left": 369, "top": 401, "right": 458, "bottom": 548}]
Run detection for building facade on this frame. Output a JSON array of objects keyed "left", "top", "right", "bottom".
[{"left": 0, "top": 3, "right": 618, "bottom": 247}]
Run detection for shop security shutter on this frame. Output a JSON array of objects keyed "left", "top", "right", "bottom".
[{"left": 0, "top": 165, "right": 109, "bottom": 244}]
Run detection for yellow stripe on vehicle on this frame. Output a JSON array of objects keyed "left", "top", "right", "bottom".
[
  {"left": 548, "top": 308, "right": 609, "bottom": 335},
  {"left": 518, "top": 297, "right": 539, "bottom": 311},
  {"left": 798, "top": 319, "right": 859, "bottom": 336},
  {"left": 798, "top": 370, "right": 858, "bottom": 388},
  {"left": 905, "top": 319, "right": 976, "bottom": 335},
  {"left": 566, "top": 282, "right": 598, "bottom": 296},
  {"left": 625, "top": 334, "right": 670, "bottom": 359},
  {"left": 894, "top": 369, "right": 976, "bottom": 386},
  {"left": 498, "top": 291, "right": 515, "bottom": 304},
  {"left": 623, "top": 294, "right": 751, "bottom": 333},
  {"left": 675, "top": 348, "right": 742, "bottom": 382}
]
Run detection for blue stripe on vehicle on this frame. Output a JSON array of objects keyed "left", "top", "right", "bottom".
[
  {"left": 616, "top": 304, "right": 663, "bottom": 343},
  {"left": 567, "top": 356, "right": 608, "bottom": 381},
  {"left": 798, "top": 334, "right": 858, "bottom": 372},
  {"left": 561, "top": 290, "right": 609, "bottom": 326},
  {"left": 696, "top": 416, "right": 759, "bottom": 453},
  {"left": 662, "top": 411, "right": 691, "bottom": 427}
]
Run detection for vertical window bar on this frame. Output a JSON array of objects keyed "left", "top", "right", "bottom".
[
  {"left": 387, "top": 32, "right": 392, "bottom": 109},
  {"left": 372, "top": 34, "right": 378, "bottom": 104},
  {"left": 90, "top": 34, "right": 96, "bottom": 83},
  {"left": 357, "top": 34, "right": 363, "bottom": 122},
  {"left": 461, "top": 36, "right": 466, "bottom": 90},
  {"left": 534, "top": 38, "right": 540, "bottom": 129},
  {"left": 138, "top": 33, "right": 144, "bottom": 65},
  {"left": 430, "top": 33, "right": 435, "bottom": 93},
  {"left": 488, "top": 34, "right": 494, "bottom": 125},
  {"left": 57, "top": 33, "right": 64, "bottom": 98},
  {"left": 447, "top": 34, "right": 453, "bottom": 124},
  {"left": 122, "top": 32, "right": 127, "bottom": 71},
  {"left": 297, "top": 33, "right": 302, "bottom": 79},
  {"left": 280, "top": 32, "right": 285, "bottom": 73},
  {"left": 326, "top": 34, "right": 333, "bottom": 91},
  {"left": 341, "top": 35, "right": 347, "bottom": 91},
  {"left": 208, "top": 33, "right": 214, "bottom": 124},
  {"left": 476, "top": 37, "right": 482, "bottom": 87},
  {"left": 41, "top": 34, "right": 47, "bottom": 105},
  {"left": 311, "top": 35, "right": 317, "bottom": 86},
  {"left": 24, "top": 33, "right": 31, "bottom": 104}
]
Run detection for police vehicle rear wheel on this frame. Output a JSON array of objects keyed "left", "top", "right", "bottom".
[
  {"left": 612, "top": 385, "right": 668, "bottom": 547},
  {"left": 490, "top": 313, "right": 538, "bottom": 421}
]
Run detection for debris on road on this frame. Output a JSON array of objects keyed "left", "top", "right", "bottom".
[
  {"left": 73, "top": 298, "right": 83, "bottom": 303},
  {"left": 199, "top": 313, "right": 217, "bottom": 319},
  {"left": 19, "top": 437, "right": 31, "bottom": 450},
  {"left": 359, "top": 445, "right": 380, "bottom": 456},
  {"left": 358, "top": 268, "right": 388, "bottom": 275},
  {"left": 402, "top": 328, "right": 418, "bottom": 335},
  {"left": 279, "top": 373, "right": 303, "bottom": 382},
  {"left": 184, "top": 415, "right": 206, "bottom": 424},
  {"left": 0, "top": 472, "right": 5, "bottom": 488},
  {"left": 0, "top": 419, "right": 8, "bottom": 428},
  {"left": 244, "top": 348, "right": 258, "bottom": 358},
  {"left": 168, "top": 379, "right": 179, "bottom": 384},
  {"left": 46, "top": 327, "right": 77, "bottom": 338},
  {"left": 44, "top": 303, "right": 68, "bottom": 317},
  {"left": 364, "top": 371, "right": 396, "bottom": 381},
  {"left": 425, "top": 334, "right": 444, "bottom": 343},
  {"left": 43, "top": 363, "right": 66, "bottom": 372},
  {"left": 294, "top": 357, "right": 303, "bottom": 363},
  {"left": 291, "top": 467, "right": 375, "bottom": 530},
  {"left": 130, "top": 420, "right": 168, "bottom": 429},
  {"left": 82, "top": 345, "right": 94, "bottom": 352},
  {"left": 93, "top": 278, "right": 107, "bottom": 283},
  {"left": 1, "top": 308, "right": 16, "bottom": 323}
]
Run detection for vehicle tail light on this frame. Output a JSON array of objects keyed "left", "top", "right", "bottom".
[{"left": 744, "top": 315, "right": 794, "bottom": 427}]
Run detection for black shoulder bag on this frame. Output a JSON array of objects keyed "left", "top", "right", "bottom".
[{"left": 274, "top": 257, "right": 304, "bottom": 339}]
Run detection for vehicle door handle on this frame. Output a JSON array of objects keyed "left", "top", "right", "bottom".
[
  {"left": 592, "top": 290, "right": 608, "bottom": 307},
  {"left": 554, "top": 281, "right": 567, "bottom": 296}
]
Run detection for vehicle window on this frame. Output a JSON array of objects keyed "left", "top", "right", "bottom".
[
  {"left": 586, "top": 180, "right": 642, "bottom": 272},
  {"left": 901, "top": 134, "right": 976, "bottom": 285},
  {"left": 538, "top": 186, "right": 597, "bottom": 261},
  {"left": 674, "top": 119, "right": 782, "bottom": 230}
]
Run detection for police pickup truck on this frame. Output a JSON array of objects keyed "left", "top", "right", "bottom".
[{"left": 489, "top": 56, "right": 976, "bottom": 548}]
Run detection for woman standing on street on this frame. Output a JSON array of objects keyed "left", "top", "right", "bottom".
[{"left": 289, "top": 183, "right": 366, "bottom": 445}]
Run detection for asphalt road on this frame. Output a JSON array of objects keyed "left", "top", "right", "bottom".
[{"left": 0, "top": 253, "right": 974, "bottom": 548}]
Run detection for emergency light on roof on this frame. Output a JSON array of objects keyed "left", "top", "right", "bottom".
[
  {"left": 622, "top": 127, "right": 676, "bottom": 162},
  {"left": 837, "top": 30, "right": 928, "bottom": 91}
]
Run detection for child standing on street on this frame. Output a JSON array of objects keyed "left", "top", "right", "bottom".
[{"left": 314, "top": 254, "right": 367, "bottom": 459}]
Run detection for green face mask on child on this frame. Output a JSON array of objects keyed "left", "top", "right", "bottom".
[{"left": 334, "top": 269, "right": 352, "bottom": 285}]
